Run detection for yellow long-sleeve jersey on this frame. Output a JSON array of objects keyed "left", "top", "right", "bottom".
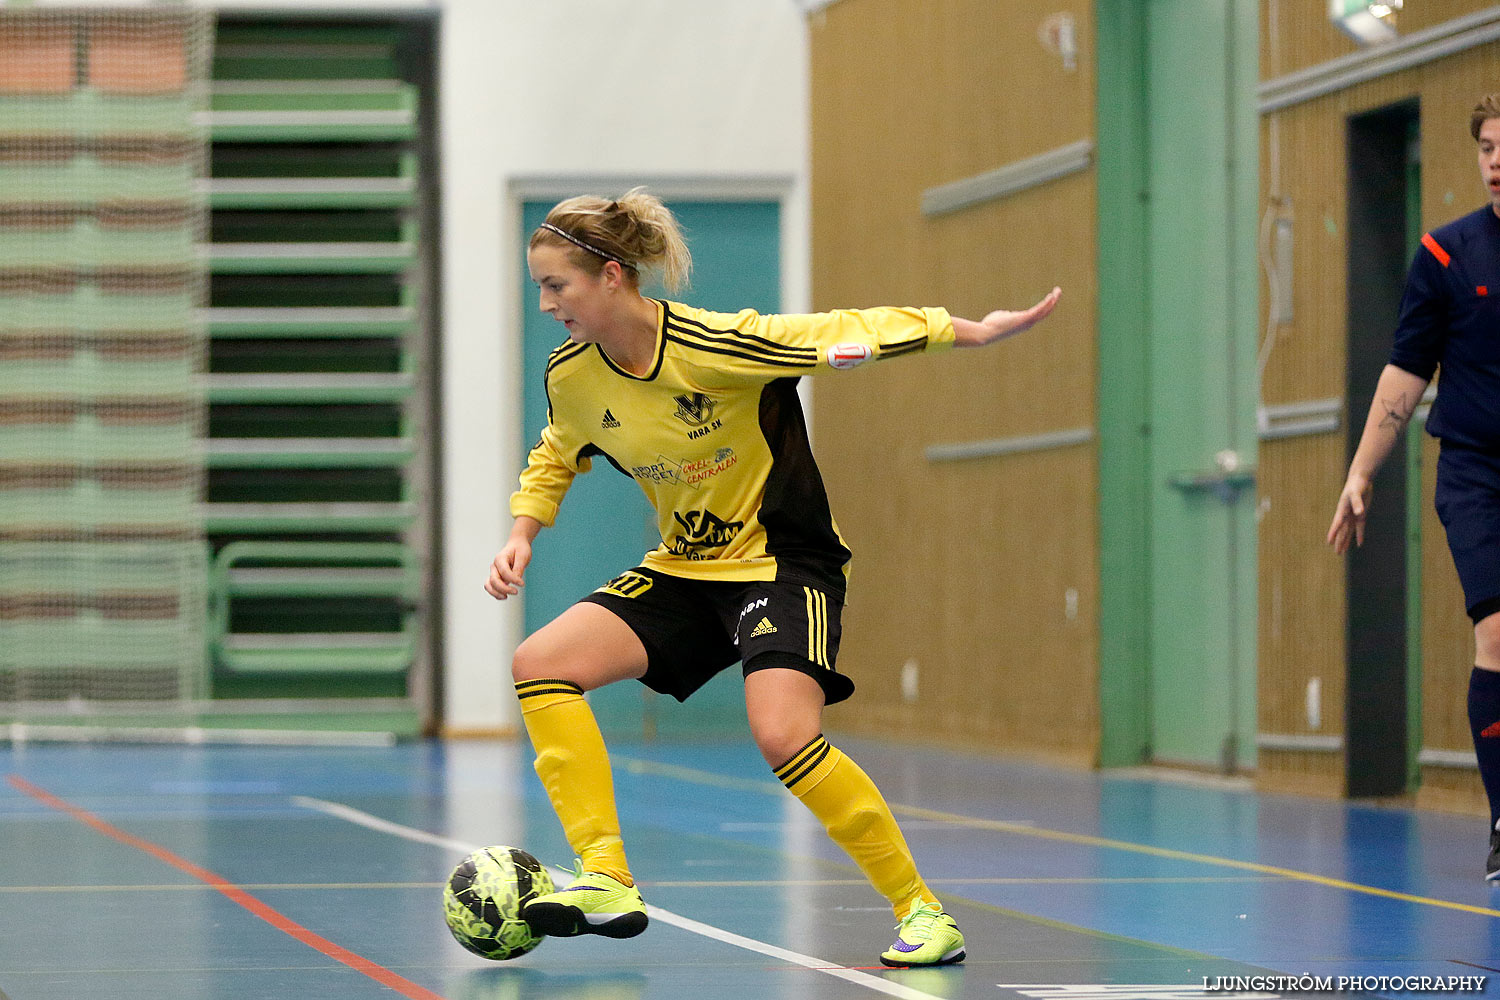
[{"left": 510, "top": 300, "right": 955, "bottom": 593}]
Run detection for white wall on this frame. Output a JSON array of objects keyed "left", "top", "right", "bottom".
[
  {"left": 438, "top": 1, "right": 810, "bottom": 735},
  {"left": 35, "top": 0, "right": 810, "bottom": 734}
]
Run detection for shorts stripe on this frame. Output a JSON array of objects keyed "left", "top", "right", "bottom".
[
  {"left": 817, "top": 589, "right": 827, "bottom": 666},
  {"left": 803, "top": 587, "right": 829, "bottom": 668},
  {"left": 804, "top": 588, "right": 815, "bottom": 663}
]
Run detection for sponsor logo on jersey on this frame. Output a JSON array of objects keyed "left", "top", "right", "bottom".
[
  {"left": 681, "top": 448, "right": 737, "bottom": 485},
  {"left": 601, "top": 408, "right": 621, "bottom": 429},
  {"left": 598, "top": 570, "right": 653, "bottom": 599},
  {"left": 632, "top": 448, "right": 737, "bottom": 489},
  {"left": 667, "top": 509, "right": 743, "bottom": 559},
  {"left": 827, "top": 343, "right": 873, "bottom": 370},
  {"left": 632, "top": 458, "right": 686, "bottom": 486}
]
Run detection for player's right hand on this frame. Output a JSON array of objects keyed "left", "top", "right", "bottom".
[
  {"left": 485, "top": 540, "right": 531, "bottom": 600},
  {"left": 1326, "top": 474, "right": 1371, "bottom": 555}
]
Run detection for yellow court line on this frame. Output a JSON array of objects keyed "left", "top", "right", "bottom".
[
  {"left": 644, "top": 876, "right": 1280, "bottom": 888},
  {"left": 612, "top": 752, "right": 1500, "bottom": 919},
  {"left": 889, "top": 801, "right": 1500, "bottom": 919}
]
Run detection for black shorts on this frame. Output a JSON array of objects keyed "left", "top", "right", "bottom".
[
  {"left": 579, "top": 567, "right": 854, "bottom": 706},
  {"left": 1435, "top": 444, "right": 1500, "bottom": 623}
]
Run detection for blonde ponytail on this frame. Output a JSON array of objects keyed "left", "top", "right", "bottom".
[{"left": 531, "top": 187, "right": 693, "bottom": 294}]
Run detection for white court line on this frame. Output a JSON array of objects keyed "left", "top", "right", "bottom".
[{"left": 292, "top": 795, "right": 947, "bottom": 1000}]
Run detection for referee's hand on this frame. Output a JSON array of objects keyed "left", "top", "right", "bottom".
[{"left": 1327, "top": 475, "right": 1371, "bottom": 554}]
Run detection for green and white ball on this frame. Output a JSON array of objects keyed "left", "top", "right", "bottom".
[{"left": 443, "top": 846, "right": 555, "bottom": 960}]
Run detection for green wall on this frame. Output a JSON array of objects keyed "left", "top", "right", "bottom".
[{"left": 1097, "top": 0, "right": 1259, "bottom": 770}]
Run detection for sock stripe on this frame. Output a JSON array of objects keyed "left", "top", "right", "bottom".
[
  {"left": 515, "top": 679, "right": 584, "bottom": 700},
  {"left": 773, "top": 735, "right": 825, "bottom": 781},
  {"left": 776, "top": 736, "right": 831, "bottom": 790}
]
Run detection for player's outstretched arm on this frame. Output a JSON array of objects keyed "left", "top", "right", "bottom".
[
  {"left": 1326, "top": 363, "right": 1430, "bottom": 554},
  {"left": 951, "top": 286, "right": 1062, "bottom": 348},
  {"left": 486, "top": 515, "right": 543, "bottom": 600}
]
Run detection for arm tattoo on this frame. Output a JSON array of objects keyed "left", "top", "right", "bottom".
[{"left": 1378, "top": 391, "right": 1416, "bottom": 435}]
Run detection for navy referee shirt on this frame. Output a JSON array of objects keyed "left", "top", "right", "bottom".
[{"left": 1389, "top": 205, "right": 1500, "bottom": 450}]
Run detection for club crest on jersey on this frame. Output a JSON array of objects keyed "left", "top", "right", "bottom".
[
  {"left": 672, "top": 392, "right": 716, "bottom": 426},
  {"left": 673, "top": 392, "right": 723, "bottom": 439},
  {"left": 826, "top": 343, "right": 872, "bottom": 370}
]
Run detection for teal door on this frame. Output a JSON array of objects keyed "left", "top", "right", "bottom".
[
  {"left": 1098, "top": 0, "right": 1259, "bottom": 771},
  {"left": 518, "top": 197, "right": 781, "bottom": 740}
]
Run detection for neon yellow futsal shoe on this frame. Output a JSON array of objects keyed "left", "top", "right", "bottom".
[
  {"left": 522, "top": 864, "right": 649, "bottom": 939},
  {"left": 880, "top": 900, "right": 966, "bottom": 967}
]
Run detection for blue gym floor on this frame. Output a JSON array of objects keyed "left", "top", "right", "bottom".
[{"left": 1, "top": 736, "right": 1497, "bottom": 999}]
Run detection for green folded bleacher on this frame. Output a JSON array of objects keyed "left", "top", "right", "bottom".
[
  {"left": 202, "top": 20, "right": 428, "bottom": 708},
  {"left": 0, "top": 13, "right": 429, "bottom": 731},
  {"left": 209, "top": 541, "right": 418, "bottom": 674}
]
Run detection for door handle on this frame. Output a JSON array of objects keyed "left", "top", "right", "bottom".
[{"left": 1168, "top": 450, "right": 1255, "bottom": 505}]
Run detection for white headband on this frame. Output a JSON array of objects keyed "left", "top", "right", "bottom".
[{"left": 538, "top": 222, "right": 627, "bottom": 266}]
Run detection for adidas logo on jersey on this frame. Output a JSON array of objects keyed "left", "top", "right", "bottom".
[
  {"left": 601, "top": 409, "right": 621, "bottom": 429},
  {"left": 749, "top": 617, "right": 777, "bottom": 638}
]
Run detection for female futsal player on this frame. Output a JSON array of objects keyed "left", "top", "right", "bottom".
[
  {"left": 487, "top": 188, "right": 1062, "bottom": 964},
  {"left": 1329, "top": 95, "right": 1500, "bottom": 879}
]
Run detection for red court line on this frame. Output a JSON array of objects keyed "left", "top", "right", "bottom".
[{"left": 6, "top": 774, "right": 449, "bottom": 1000}]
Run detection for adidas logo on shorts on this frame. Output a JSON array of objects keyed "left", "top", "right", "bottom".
[{"left": 749, "top": 617, "right": 777, "bottom": 638}]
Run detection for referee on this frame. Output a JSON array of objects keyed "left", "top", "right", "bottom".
[{"left": 1328, "top": 95, "right": 1500, "bottom": 879}]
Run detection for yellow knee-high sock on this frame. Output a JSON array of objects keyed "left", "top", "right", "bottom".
[
  {"left": 515, "top": 679, "right": 632, "bottom": 886},
  {"left": 776, "top": 735, "right": 939, "bottom": 918}
]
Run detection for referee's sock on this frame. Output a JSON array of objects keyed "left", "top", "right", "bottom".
[
  {"left": 515, "top": 679, "right": 633, "bottom": 887},
  {"left": 1468, "top": 666, "right": 1500, "bottom": 832},
  {"left": 776, "top": 735, "right": 939, "bottom": 918}
]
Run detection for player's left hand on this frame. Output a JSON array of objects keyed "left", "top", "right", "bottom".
[{"left": 955, "top": 287, "right": 1062, "bottom": 347}]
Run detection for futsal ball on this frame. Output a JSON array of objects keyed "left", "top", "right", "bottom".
[{"left": 443, "top": 846, "right": 555, "bottom": 960}]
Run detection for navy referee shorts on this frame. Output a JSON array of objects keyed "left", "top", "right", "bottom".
[{"left": 1435, "top": 444, "right": 1500, "bottom": 624}]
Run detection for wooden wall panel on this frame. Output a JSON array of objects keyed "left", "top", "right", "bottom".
[
  {"left": 828, "top": 446, "right": 1098, "bottom": 763},
  {"left": 1261, "top": 0, "right": 1487, "bottom": 80},
  {"left": 810, "top": 0, "right": 1097, "bottom": 761},
  {"left": 1257, "top": 749, "right": 1346, "bottom": 799},
  {"left": 1257, "top": 434, "right": 1347, "bottom": 736},
  {"left": 1257, "top": 0, "right": 1498, "bottom": 809}
]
